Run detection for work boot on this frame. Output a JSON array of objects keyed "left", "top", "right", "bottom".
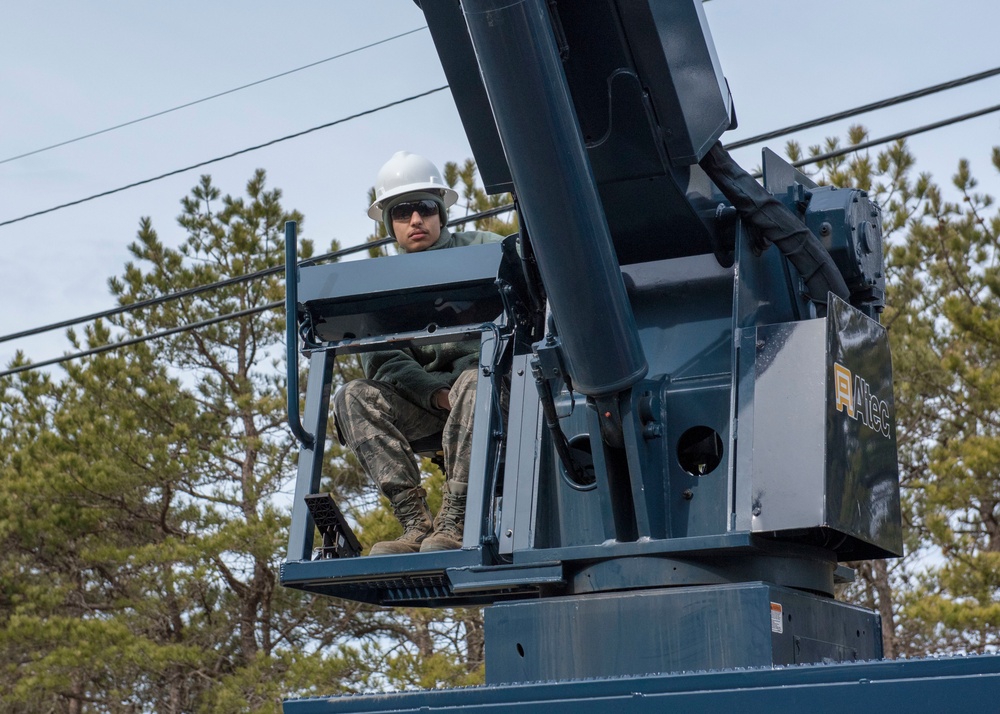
[
  {"left": 420, "top": 480, "right": 467, "bottom": 552},
  {"left": 369, "top": 486, "right": 433, "bottom": 556}
]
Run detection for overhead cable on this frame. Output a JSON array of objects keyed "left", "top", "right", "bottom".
[
  {"left": 0, "top": 303, "right": 283, "bottom": 379},
  {"left": 725, "top": 65, "right": 1000, "bottom": 150},
  {"left": 0, "top": 27, "right": 429, "bottom": 166},
  {"left": 0, "top": 238, "right": 384, "bottom": 346},
  {"left": 4, "top": 97, "right": 1000, "bottom": 373},
  {"left": 0, "top": 204, "right": 516, "bottom": 347},
  {"left": 3, "top": 101, "right": 998, "bottom": 377},
  {"left": 750, "top": 102, "right": 1000, "bottom": 178},
  {"left": 0, "top": 85, "right": 450, "bottom": 229},
  {"left": 5, "top": 66, "right": 997, "bottom": 230}
]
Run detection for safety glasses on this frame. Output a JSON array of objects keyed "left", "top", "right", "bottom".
[{"left": 389, "top": 199, "right": 440, "bottom": 222}]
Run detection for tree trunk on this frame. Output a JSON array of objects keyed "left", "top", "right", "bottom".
[
  {"left": 462, "top": 610, "right": 485, "bottom": 672},
  {"left": 871, "top": 559, "right": 897, "bottom": 658}
]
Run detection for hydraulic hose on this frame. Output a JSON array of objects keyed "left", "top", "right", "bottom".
[{"left": 699, "top": 142, "right": 850, "bottom": 310}]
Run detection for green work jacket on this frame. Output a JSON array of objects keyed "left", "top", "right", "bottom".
[{"left": 362, "top": 227, "right": 504, "bottom": 411}]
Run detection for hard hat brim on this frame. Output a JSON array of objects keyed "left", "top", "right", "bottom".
[{"left": 367, "top": 182, "right": 459, "bottom": 221}]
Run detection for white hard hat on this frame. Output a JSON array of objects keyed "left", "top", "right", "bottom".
[{"left": 367, "top": 151, "right": 459, "bottom": 221}]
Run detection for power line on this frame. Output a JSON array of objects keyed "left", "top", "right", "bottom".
[
  {"left": 0, "top": 239, "right": 382, "bottom": 346},
  {"left": 749, "top": 102, "right": 1000, "bottom": 178},
  {"left": 0, "top": 302, "right": 283, "bottom": 379},
  {"left": 725, "top": 66, "right": 1000, "bottom": 151},
  {"left": 3, "top": 97, "right": 998, "bottom": 377},
  {"left": 0, "top": 27, "right": 429, "bottom": 166},
  {"left": 0, "top": 204, "right": 516, "bottom": 351},
  {"left": 0, "top": 85, "right": 449, "bottom": 229},
  {"left": 799, "top": 102, "right": 1000, "bottom": 166},
  {"left": 6, "top": 65, "right": 995, "bottom": 231}
]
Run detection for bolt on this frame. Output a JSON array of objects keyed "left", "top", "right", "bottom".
[
  {"left": 505, "top": 529, "right": 513, "bottom": 538},
  {"left": 682, "top": 489, "right": 694, "bottom": 500},
  {"left": 819, "top": 222, "right": 832, "bottom": 237},
  {"left": 517, "top": 369, "right": 524, "bottom": 376},
  {"left": 482, "top": 367, "right": 491, "bottom": 377}
]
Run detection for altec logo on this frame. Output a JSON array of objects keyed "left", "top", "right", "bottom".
[{"left": 833, "top": 362, "right": 892, "bottom": 438}]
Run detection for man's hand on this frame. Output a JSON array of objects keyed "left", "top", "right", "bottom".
[{"left": 433, "top": 388, "right": 452, "bottom": 411}]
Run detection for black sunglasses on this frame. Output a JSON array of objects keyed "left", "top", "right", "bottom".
[{"left": 389, "top": 199, "right": 440, "bottom": 222}]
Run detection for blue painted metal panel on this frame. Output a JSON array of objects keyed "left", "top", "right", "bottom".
[
  {"left": 484, "top": 583, "right": 880, "bottom": 683},
  {"left": 283, "top": 654, "right": 1000, "bottom": 713},
  {"left": 297, "top": 240, "right": 512, "bottom": 348}
]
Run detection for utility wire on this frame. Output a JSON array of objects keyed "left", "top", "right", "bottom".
[
  {"left": 0, "top": 303, "right": 283, "bottom": 378},
  {"left": 750, "top": 102, "right": 1000, "bottom": 178},
  {"left": 797, "top": 103, "right": 1000, "bottom": 166},
  {"left": 725, "top": 66, "right": 1000, "bottom": 151},
  {"left": 2, "top": 97, "right": 998, "bottom": 377},
  {"left": 0, "top": 27, "right": 429, "bottom": 166},
  {"left": 2, "top": 99, "right": 998, "bottom": 376},
  {"left": 0, "top": 239, "right": 383, "bottom": 346},
  {"left": 0, "top": 204, "right": 516, "bottom": 348},
  {"left": 6, "top": 66, "right": 997, "bottom": 230},
  {"left": 0, "top": 85, "right": 450, "bottom": 229}
]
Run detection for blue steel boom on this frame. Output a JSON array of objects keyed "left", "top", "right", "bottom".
[{"left": 280, "top": 0, "right": 1000, "bottom": 709}]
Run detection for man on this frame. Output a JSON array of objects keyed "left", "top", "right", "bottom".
[{"left": 334, "top": 151, "right": 503, "bottom": 555}]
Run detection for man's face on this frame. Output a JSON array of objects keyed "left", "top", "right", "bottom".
[{"left": 391, "top": 199, "right": 442, "bottom": 252}]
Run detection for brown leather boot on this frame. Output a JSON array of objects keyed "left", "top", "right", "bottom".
[
  {"left": 369, "top": 486, "right": 433, "bottom": 556},
  {"left": 420, "top": 480, "right": 467, "bottom": 552}
]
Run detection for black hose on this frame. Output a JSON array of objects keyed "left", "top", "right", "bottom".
[
  {"left": 530, "top": 359, "right": 589, "bottom": 485},
  {"left": 699, "top": 142, "right": 850, "bottom": 310}
]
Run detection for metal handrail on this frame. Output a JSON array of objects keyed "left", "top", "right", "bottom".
[{"left": 285, "top": 221, "right": 315, "bottom": 448}]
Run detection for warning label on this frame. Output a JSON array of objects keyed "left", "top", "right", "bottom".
[{"left": 770, "top": 602, "right": 783, "bottom": 634}]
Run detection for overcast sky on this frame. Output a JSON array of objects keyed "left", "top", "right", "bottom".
[{"left": 2, "top": 0, "right": 998, "bottom": 372}]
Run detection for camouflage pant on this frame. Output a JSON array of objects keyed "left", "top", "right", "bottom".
[{"left": 333, "top": 368, "right": 478, "bottom": 500}]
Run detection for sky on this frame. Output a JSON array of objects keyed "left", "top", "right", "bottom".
[{"left": 2, "top": 0, "right": 998, "bottom": 373}]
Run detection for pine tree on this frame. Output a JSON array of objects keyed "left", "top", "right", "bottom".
[
  {"left": 0, "top": 171, "right": 366, "bottom": 712},
  {"left": 803, "top": 129, "right": 1000, "bottom": 657},
  {"left": 889, "top": 151, "right": 1000, "bottom": 655}
]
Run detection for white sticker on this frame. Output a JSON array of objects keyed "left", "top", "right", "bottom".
[{"left": 770, "top": 602, "right": 783, "bottom": 634}]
